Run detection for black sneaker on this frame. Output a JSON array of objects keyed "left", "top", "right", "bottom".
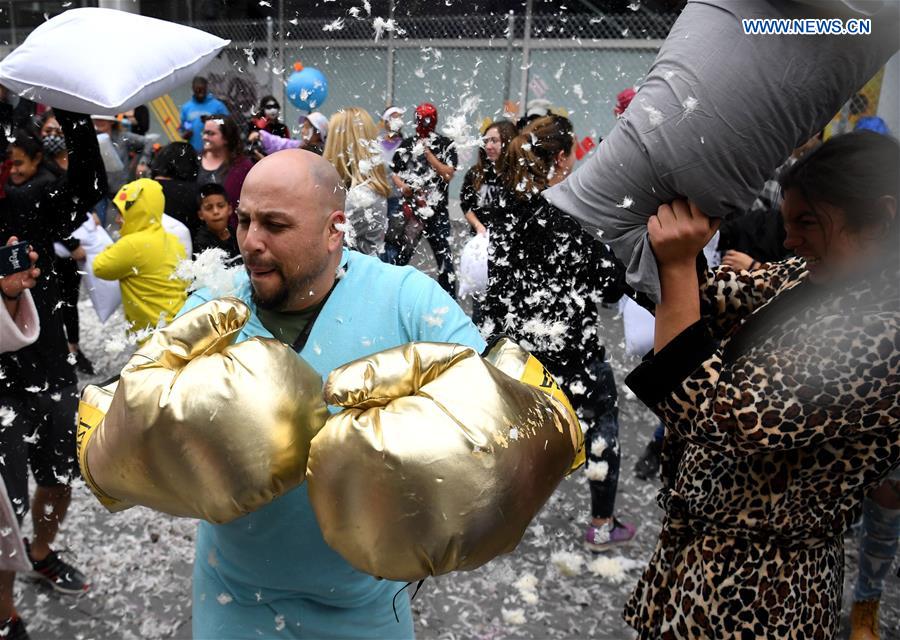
[
  {"left": 634, "top": 439, "right": 662, "bottom": 481},
  {"left": 0, "top": 616, "right": 29, "bottom": 640},
  {"left": 74, "top": 350, "right": 95, "bottom": 375},
  {"left": 24, "top": 540, "right": 89, "bottom": 595}
]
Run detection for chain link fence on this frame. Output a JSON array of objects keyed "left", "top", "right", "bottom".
[
  {"left": 0, "top": 10, "right": 673, "bottom": 205},
  {"left": 179, "top": 13, "right": 672, "bottom": 151},
  {"left": 0, "top": 10, "right": 673, "bottom": 140}
]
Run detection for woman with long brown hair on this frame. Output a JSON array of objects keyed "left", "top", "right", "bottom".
[
  {"left": 460, "top": 120, "right": 517, "bottom": 236},
  {"left": 197, "top": 115, "right": 253, "bottom": 219},
  {"left": 485, "top": 114, "right": 636, "bottom": 551}
]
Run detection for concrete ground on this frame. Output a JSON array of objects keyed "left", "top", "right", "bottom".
[{"left": 12, "top": 223, "right": 899, "bottom": 639}]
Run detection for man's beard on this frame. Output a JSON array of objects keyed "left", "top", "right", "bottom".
[
  {"left": 250, "top": 272, "right": 289, "bottom": 311},
  {"left": 247, "top": 260, "right": 327, "bottom": 312}
]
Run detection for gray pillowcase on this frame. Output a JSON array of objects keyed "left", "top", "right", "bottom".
[{"left": 544, "top": 0, "right": 899, "bottom": 302}]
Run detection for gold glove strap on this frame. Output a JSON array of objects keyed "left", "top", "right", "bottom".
[
  {"left": 520, "top": 355, "right": 586, "bottom": 472},
  {"left": 483, "top": 338, "right": 585, "bottom": 472},
  {"left": 77, "top": 398, "right": 130, "bottom": 512}
]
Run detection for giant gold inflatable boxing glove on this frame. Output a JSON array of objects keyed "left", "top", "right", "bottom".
[
  {"left": 307, "top": 338, "right": 583, "bottom": 582},
  {"left": 77, "top": 298, "right": 329, "bottom": 524}
]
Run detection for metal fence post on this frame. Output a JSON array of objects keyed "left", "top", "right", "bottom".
[
  {"left": 503, "top": 11, "right": 515, "bottom": 104},
  {"left": 278, "top": 0, "right": 286, "bottom": 108},
  {"left": 266, "top": 16, "right": 276, "bottom": 99},
  {"left": 517, "top": 0, "right": 533, "bottom": 117},
  {"left": 9, "top": 0, "right": 17, "bottom": 47},
  {"left": 386, "top": 0, "right": 395, "bottom": 108}
]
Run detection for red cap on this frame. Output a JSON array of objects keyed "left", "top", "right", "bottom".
[{"left": 614, "top": 88, "right": 636, "bottom": 116}]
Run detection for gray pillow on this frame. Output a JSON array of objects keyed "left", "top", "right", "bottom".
[{"left": 544, "top": 0, "right": 899, "bottom": 302}]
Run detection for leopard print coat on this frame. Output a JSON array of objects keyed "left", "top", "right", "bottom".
[{"left": 624, "top": 256, "right": 900, "bottom": 639}]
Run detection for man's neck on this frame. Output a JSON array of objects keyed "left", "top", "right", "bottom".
[{"left": 282, "top": 270, "right": 339, "bottom": 313}]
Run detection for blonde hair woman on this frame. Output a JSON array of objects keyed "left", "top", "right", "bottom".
[{"left": 324, "top": 108, "right": 392, "bottom": 256}]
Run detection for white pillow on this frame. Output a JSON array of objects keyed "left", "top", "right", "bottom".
[
  {"left": 61, "top": 215, "right": 122, "bottom": 323},
  {"left": 162, "top": 214, "right": 193, "bottom": 258},
  {"left": 0, "top": 8, "right": 229, "bottom": 115},
  {"left": 620, "top": 296, "right": 655, "bottom": 359},
  {"left": 458, "top": 232, "right": 489, "bottom": 299}
]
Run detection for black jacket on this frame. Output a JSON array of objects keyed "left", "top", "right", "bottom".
[
  {"left": 483, "top": 192, "right": 628, "bottom": 382},
  {"left": 0, "top": 110, "right": 106, "bottom": 392},
  {"left": 158, "top": 178, "right": 201, "bottom": 240},
  {"left": 194, "top": 226, "right": 241, "bottom": 261},
  {"left": 391, "top": 134, "right": 458, "bottom": 218},
  {"left": 459, "top": 164, "right": 505, "bottom": 232}
]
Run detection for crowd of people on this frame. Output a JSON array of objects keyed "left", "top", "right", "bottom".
[{"left": 0, "top": 65, "right": 897, "bottom": 640}]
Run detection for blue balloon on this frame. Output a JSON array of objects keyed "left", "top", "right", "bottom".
[
  {"left": 854, "top": 116, "right": 890, "bottom": 136},
  {"left": 286, "top": 66, "right": 328, "bottom": 112}
]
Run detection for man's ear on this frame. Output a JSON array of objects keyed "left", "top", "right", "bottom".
[{"left": 328, "top": 210, "right": 347, "bottom": 250}]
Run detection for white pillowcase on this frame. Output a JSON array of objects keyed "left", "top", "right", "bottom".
[
  {"left": 54, "top": 215, "right": 122, "bottom": 323},
  {"left": 458, "top": 231, "right": 489, "bottom": 299},
  {"left": 0, "top": 8, "right": 229, "bottom": 115}
]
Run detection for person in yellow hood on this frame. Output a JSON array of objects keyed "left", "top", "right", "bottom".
[{"left": 94, "top": 179, "right": 187, "bottom": 333}]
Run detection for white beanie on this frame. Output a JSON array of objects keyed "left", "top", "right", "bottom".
[
  {"left": 304, "top": 112, "right": 329, "bottom": 140},
  {"left": 525, "top": 98, "right": 553, "bottom": 119}
]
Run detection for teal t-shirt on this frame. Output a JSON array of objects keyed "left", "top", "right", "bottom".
[{"left": 179, "top": 250, "right": 486, "bottom": 639}]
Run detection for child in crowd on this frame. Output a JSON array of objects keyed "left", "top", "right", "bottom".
[{"left": 194, "top": 183, "right": 240, "bottom": 260}]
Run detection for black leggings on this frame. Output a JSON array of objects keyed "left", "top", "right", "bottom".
[
  {"left": 0, "top": 385, "right": 80, "bottom": 524},
  {"left": 55, "top": 258, "right": 81, "bottom": 345},
  {"left": 392, "top": 212, "right": 456, "bottom": 298}
]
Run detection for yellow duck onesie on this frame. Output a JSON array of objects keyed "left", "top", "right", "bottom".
[{"left": 94, "top": 179, "right": 187, "bottom": 333}]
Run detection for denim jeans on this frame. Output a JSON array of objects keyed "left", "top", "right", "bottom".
[
  {"left": 653, "top": 421, "right": 665, "bottom": 443},
  {"left": 854, "top": 470, "right": 900, "bottom": 601}
]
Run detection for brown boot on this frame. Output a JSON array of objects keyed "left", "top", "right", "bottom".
[{"left": 849, "top": 600, "right": 880, "bottom": 640}]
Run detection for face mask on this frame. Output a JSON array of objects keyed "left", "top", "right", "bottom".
[
  {"left": 264, "top": 108, "right": 279, "bottom": 119},
  {"left": 42, "top": 134, "right": 66, "bottom": 156},
  {"left": 388, "top": 118, "right": 403, "bottom": 132},
  {"left": 416, "top": 117, "right": 436, "bottom": 138}
]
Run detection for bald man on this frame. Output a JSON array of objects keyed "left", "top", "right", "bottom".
[{"left": 178, "top": 150, "right": 485, "bottom": 639}]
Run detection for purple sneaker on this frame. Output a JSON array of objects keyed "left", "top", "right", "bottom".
[{"left": 584, "top": 517, "right": 636, "bottom": 552}]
